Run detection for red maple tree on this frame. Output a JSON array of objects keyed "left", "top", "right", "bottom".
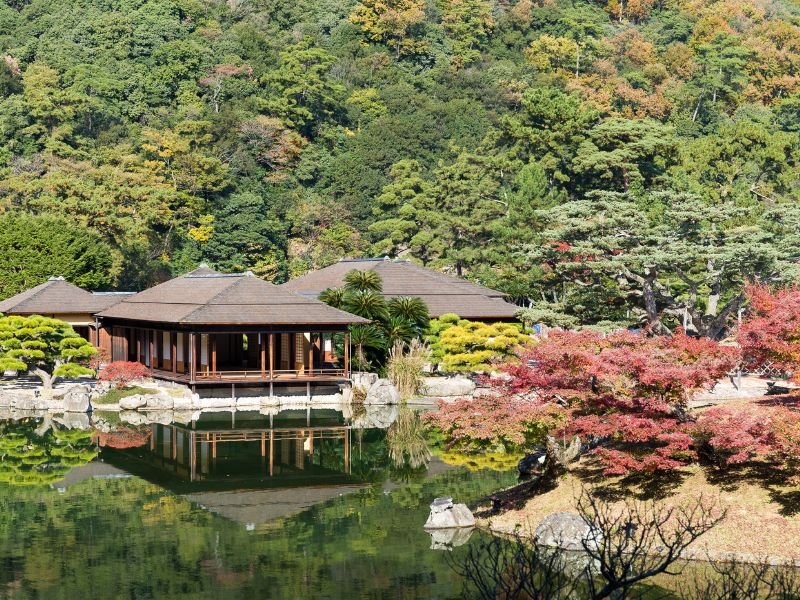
[
  {"left": 694, "top": 401, "right": 800, "bottom": 468},
  {"left": 431, "top": 330, "right": 739, "bottom": 475},
  {"left": 513, "top": 331, "right": 739, "bottom": 475},
  {"left": 738, "top": 284, "right": 800, "bottom": 378},
  {"left": 98, "top": 361, "right": 150, "bottom": 389}
]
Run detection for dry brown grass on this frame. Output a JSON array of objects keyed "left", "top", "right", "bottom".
[{"left": 481, "top": 460, "right": 800, "bottom": 564}]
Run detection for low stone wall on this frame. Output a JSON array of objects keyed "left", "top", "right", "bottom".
[
  {"left": 0, "top": 381, "right": 98, "bottom": 413},
  {"left": 0, "top": 372, "right": 483, "bottom": 413}
]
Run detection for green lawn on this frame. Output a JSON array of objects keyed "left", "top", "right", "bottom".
[{"left": 93, "top": 386, "right": 152, "bottom": 405}]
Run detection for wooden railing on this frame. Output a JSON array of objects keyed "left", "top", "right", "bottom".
[{"left": 193, "top": 368, "right": 348, "bottom": 381}]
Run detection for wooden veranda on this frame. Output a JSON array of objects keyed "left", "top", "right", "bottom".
[{"left": 105, "top": 326, "right": 351, "bottom": 387}]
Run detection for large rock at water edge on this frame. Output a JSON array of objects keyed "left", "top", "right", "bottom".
[
  {"left": 419, "top": 376, "right": 476, "bottom": 398},
  {"left": 63, "top": 392, "right": 90, "bottom": 413},
  {"left": 351, "top": 372, "right": 378, "bottom": 390},
  {"left": 534, "top": 512, "right": 602, "bottom": 551},
  {"left": 11, "top": 396, "right": 49, "bottom": 411},
  {"left": 119, "top": 394, "right": 147, "bottom": 410},
  {"left": 145, "top": 394, "right": 174, "bottom": 410},
  {"left": 365, "top": 378, "right": 400, "bottom": 405},
  {"left": 424, "top": 497, "right": 476, "bottom": 529}
]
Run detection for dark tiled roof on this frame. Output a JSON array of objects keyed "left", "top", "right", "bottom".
[
  {"left": 98, "top": 267, "right": 368, "bottom": 326},
  {"left": 0, "top": 277, "right": 131, "bottom": 315},
  {"left": 282, "top": 258, "right": 520, "bottom": 320}
]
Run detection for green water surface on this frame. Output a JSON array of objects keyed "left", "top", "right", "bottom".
[{"left": 0, "top": 408, "right": 517, "bottom": 599}]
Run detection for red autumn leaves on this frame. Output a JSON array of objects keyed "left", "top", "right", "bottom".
[
  {"left": 432, "top": 285, "right": 800, "bottom": 476},
  {"left": 98, "top": 361, "right": 150, "bottom": 389}
]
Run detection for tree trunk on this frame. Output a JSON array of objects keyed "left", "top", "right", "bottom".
[
  {"left": 642, "top": 270, "right": 660, "bottom": 329},
  {"left": 31, "top": 367, "right": 55, "bottom": 398}
]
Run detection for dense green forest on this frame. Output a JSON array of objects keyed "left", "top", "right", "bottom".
[{"left": 2, "top": 0, "right": 800, "bottom": 335}]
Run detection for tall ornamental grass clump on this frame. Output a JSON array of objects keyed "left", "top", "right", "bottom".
[{"left": 387, "top": 339, "right": 429, "bottom": 398}]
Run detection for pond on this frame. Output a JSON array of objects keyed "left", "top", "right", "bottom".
[{"left": 0, "top": 406, "right": 518, "bottom": 599}]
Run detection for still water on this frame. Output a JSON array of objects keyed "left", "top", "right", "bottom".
[{"left": 0, "top": 406, "right": 517, "bottom": 599}]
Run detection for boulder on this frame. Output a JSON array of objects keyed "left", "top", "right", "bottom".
[
  {"left": 365, "top": 378, "right": 400, "bottom": 405},
  {"left": 145, "top": 394, "right": 174, "bottom": 410},
  {"left": 172, "top": 396, "right": 193, "bottom": 410},
  {"left": 419, "top": 376, "right": 476, "bottom": 398},
  {"left": 424, "top": 497, "right": 476, "bottom": 529},
  {"left": 53, "top": 383, "right": 91, "bottom": 399},
  {"left": 11, "top": 396, "right": 49, "bottom": 411},
  {"left": 63, "top": 392, "right": 91, "bottom": 413},
  {"left": 340, "top": 386, "right": 354, "bottom": 404},
  {"left": 46, "top": 398, "right": 65, "bottom": 411},
  {"left": 352, "top": 372, "right": 378, "bottom": 389},
  {"left": 534, "top": 512, "right": 601, "bottom": 552},
  {"left": 119, "top": 394, "right": 147, "bottom": 410}
]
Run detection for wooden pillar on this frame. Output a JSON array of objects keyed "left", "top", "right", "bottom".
[
  {"left": 211, "top": 335, "right": 217, "bottom": 379},
  {"left": 149, "top": 330, "right": 154, "bottom": 372},
  {"left": 189, "top": 332, "right": 196, "bottom": 382},
  {"left": 308, "top": 333, "right": 314, "bottom": 376},
  {"left": 268, "top": 333, "right": 275, "bottom": 380},
  {"left": 136, "top": 330, "right": 141, "bottom": 365},
  {"left": 171, "top": 332, "right": 177, "bottom": 375},
  {"left": 260, "top": 333, "right": 266, "bottom": 378},
  {"left": 344, "top": 331, "right": 350, "bottom": 376}
]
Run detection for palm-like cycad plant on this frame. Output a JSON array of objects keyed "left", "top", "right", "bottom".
[
  {"left": 348, "top": 324, "right": 386, "bottom": 370},
  {"left": 343, "top": 269, "right": 383, "bottom": 293},
  {"left": 344, "top": 290, "right": 388, "bottom": 321},
  {"left": 382, "top": 315, "right": 415, "bottom": 346},
  {"left": 387, "top": 296, "right": 429, "bottom": 335},
  {"left": 319, "top": 287, "right": 347, "bottom": 309},
  {"left": 318, "top": 269, "right": 431, "bottom": 369}
]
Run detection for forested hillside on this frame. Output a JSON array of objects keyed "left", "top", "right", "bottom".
[{"left": 2, "top": 0, "right": 800, "bottom": 335}]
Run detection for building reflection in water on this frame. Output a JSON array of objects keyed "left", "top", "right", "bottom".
[
  {"left": 103, "top": 409, "right": 356, "bottom": 488},
  {"left": 151, "top": 419, "right": 350, "bottom": 482},
  {"left": 98, "top": 409, "right": 366, "bottom": 528}
]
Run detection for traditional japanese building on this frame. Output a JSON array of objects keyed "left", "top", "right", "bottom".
[
  {"left": 281, "top": 257, "right": 520, "bottom": 321},
  {"left": 95, "top": 266, "right": 367, "bottom": 391},
  {"left": 0, "top": 276, "right": 132, "bottom": 344}
]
